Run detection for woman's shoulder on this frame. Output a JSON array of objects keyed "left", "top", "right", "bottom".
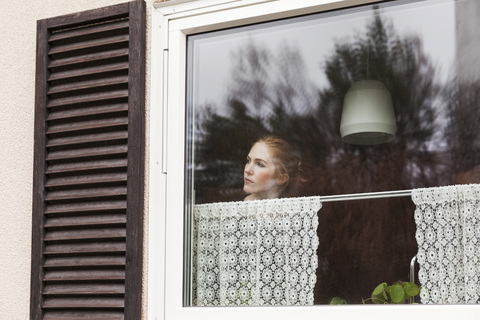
[{"left": 236, "top": 193, "right": 250, "bottom": 201}]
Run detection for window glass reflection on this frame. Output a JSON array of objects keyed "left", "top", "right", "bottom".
[{"left": 186, "top": 0, "right": 480, "bottom": 305}]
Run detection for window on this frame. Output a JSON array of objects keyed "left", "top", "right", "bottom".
[{"left": 149, "top": 0, "right": 480, "bottom": 318}]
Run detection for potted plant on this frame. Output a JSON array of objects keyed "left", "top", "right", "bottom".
[{"left": 330, "top": 281, "right": 421, "bottom": 305}]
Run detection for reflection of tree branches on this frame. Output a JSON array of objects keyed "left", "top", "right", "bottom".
[
  {"left": 228, "top": 40, "right": 319, "bottom": 119},
  {"left": 313, "top": 13, "right": 444, "bottom": 304},
  {"left": 316, "top": 13, "right": 443, "bottom": 195},
  {"left": 193, "top": 11, "right": 454, "bottom": 304},
  {"left": 194, "top": 40, "right": 320, "bottom": 203},
  {"left": 194, "top": 99, "right": 269, "bottom": 203},
  {"left": 443, "top": 79, "right": 480, "bottom": 183}
]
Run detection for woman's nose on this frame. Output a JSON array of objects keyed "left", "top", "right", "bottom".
[{"left": 245, "top": 163, "right": 253, "bottom": 175}]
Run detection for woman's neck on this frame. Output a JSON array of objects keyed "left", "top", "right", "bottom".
[{"left": 244, "top": 190, "right": 281, "bottom": 201}]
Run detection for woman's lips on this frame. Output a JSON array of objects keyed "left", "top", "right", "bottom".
[{"left": 244, "top": 178, "right": 253, "bottom": 184}]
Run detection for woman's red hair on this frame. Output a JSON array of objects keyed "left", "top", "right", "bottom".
[{"left": 254, "top": 135, "right": 305, "bottom": 198}]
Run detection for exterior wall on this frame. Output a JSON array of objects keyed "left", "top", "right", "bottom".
[
  {"left": 1, "top": 0, "right": 478, "bottom": 319},
  {"left": 0, "top": 1, "right": 156, "bottom": 318}
]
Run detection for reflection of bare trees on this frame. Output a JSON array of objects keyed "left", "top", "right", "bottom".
[
  {"left": 307, "top": 13, "right": 444, "bottom": 304},
  {"left": 194, "top": 99, "right": 269, "bottom": 202},
  {"left": 193, "top": 12, "right": 479, "bottom": 303},
  {"left": 229, "top": 41, "right": 319, "bottom": 117},
  {"left": 444, "top": 80, "right": 480, "bottom": 184},
  {"left": 194, "top": 40, "right": 320, "bottom": 203}
]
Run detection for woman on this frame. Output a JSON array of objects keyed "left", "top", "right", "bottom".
[{"left": 243, "top": 135, "right": 304, "bottom": 201}]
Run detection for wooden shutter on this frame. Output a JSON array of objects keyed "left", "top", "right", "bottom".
[{"left": 30, "top": 1, "right": 145, "bottom": 319}]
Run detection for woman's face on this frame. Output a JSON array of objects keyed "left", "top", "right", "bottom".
[{"left": 243, "top": 142, "right": 283, "bottom": 200}]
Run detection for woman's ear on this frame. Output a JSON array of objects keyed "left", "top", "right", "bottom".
[{"left": 276, "top": 173, "right": 288, "bottom": 185}]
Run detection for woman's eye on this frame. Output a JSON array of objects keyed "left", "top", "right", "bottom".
[{"left": 257, "top": 162, "right": 265, "bottom": 168}]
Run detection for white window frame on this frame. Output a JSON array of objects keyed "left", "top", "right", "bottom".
[{"left": 147, "top": 0, "right": 480, "bottom": 319}]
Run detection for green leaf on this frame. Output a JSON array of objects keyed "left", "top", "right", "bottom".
[
  {"left": 371, "top": 283, "right": 388, "bottom": 304},
  {"left": 330, "top": 297, "right": 347, "bottom": 305},
  {"left": 403, "top": 282, "right": 420, "bottom": 297},
  {"left": 387, "top": 284, "right": 405, "bottom": 303},
  {"left": 372, "top": 282, "right": 388, "bottom": 296},
  {"left": 371, "top": 294, "right": 387, "bottom": 304}
]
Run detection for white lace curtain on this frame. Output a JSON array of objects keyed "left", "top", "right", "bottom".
[
  {"left": 192, "top": 196, "right": 322, "bottom": 306},
  {"left": 412, "top": 184, "right": 480, "bottom": 304}
]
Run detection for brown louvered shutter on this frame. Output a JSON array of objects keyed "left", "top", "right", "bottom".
[{"left": 30, "top": 1, "right": 145, "bottom": 319}]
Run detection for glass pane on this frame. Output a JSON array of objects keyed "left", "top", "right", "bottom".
[{"left": 186, "top": 0, "right": 480, "bottom": 306}]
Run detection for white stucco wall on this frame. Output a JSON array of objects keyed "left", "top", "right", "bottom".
[{"left": 0, "top": 1, "right": 156, "bottom": 318}]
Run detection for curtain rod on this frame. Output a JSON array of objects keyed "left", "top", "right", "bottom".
[{"left": 319, "top": 189, "right": 413, "bottom": 203}]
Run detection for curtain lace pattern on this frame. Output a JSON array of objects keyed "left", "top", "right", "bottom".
[
  {"left": 412, "top": 184, "right": 480, "bottom": 304},
  {"left": 192, "top": 196, "right": 322, "bottom": 306}
]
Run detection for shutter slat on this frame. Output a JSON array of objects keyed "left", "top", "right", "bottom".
[
  {"left": 47, "top": 103, "right": 128, "bottom": 121},
  {"left": 49, "top": 48, "right": 129, "bottom": 69},
  {"left": 46, "top": 146, "right": 128, "bottom": 162},
  {"left": 48, "top": 62, "right": 129, "bottom": 82},
  {"left": 44, "top": 270, "right": 125, "bottom": 282},
  {"left": 49, "top": 20, "right": 130, "bottom": 42},
  {"left": 45, "top": 173, "right": 127, "bottom": 188},
  {"left": 45, "top": 242, "right": 126, "bottom": 255},
  {"left": 44, "top": 297, "right": 125, "bottom": 309},
  {"left": 47, "top": 117, "right": 128, "bottom": 134},
  {"left": 48, "top": 89, "right": 129, "bottom": 108},
  {"left": 48, "top": 75, "right": 128, "bottom": 95},
  {"left": 44, "top": 256, "right": 125, "bottom": 268},
  {"left": 43, "top": 311, "right": 124, "bottom": 320},
  {"left": 49, "top": 34, "right": 129, "bottom": 55},
  {"left": 46, "top": 187, "right": 127, "bottom": 201},
  {"left": 47, "top": 131, "right": 128, "bottom": 148},
  {"left": 45, "top": 201, "right": 127, "bottom": 215},
  {"left": 46, "top": 159, "right": 128, "bottom": 175},
  {"left": 45, "top": 214, "right": 126, "bottom": 229},
  {"left": 44, "top": 284, "right": 125, "bottom": 295},
  {"left": 44, "top": 228, "right": 126, "bottom": 241}
]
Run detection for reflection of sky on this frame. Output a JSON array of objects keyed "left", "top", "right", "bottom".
[{"left": 190, "top": 0, "right": 455, "bottom": 110}]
